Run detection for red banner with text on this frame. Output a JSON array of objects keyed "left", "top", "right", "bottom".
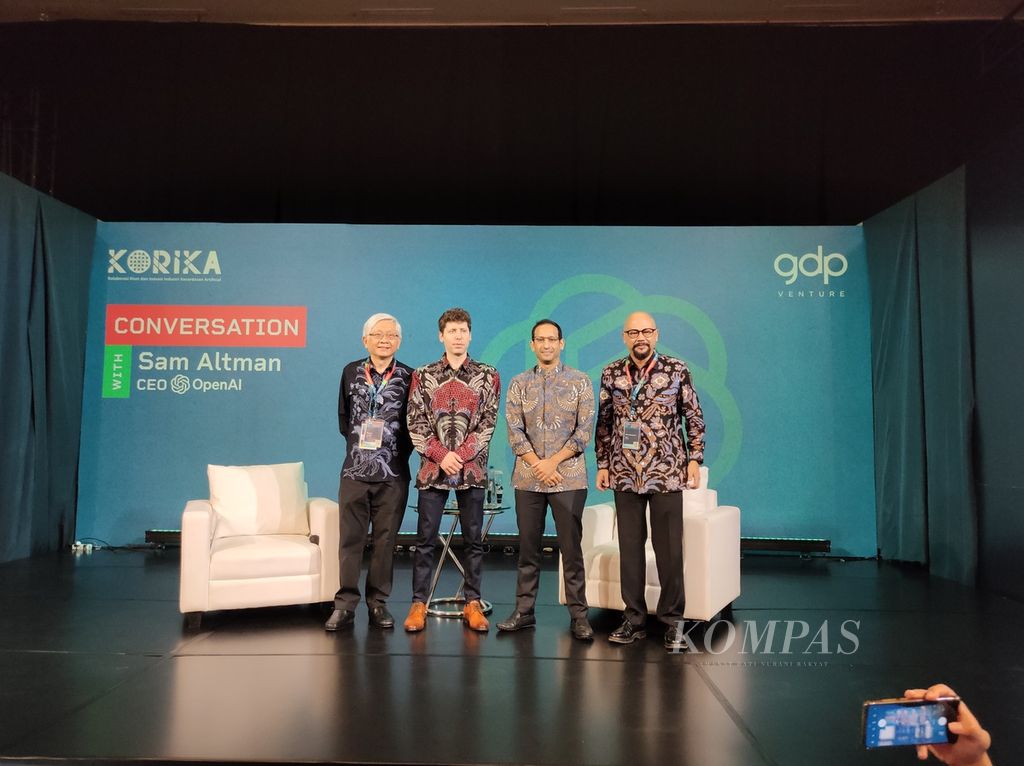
[{"left": 104, "top": 304, "right": 307, "bottom": 347}]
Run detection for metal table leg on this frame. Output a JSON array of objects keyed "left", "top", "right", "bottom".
[{"left": 425, "top": 509, "right": 502, "bottom": 617}]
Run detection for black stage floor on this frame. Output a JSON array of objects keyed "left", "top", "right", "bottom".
[{"left": 1, "top": 549, "right": 1021, "bottom": 766}]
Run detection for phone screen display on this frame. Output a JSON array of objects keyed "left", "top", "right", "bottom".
[{"left": 862, "top": 698, "right": 959, "bottom": 749}]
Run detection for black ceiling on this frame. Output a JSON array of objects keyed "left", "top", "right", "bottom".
[{"left": 2, "top": 20, "right": 1023, "bottom": 225}]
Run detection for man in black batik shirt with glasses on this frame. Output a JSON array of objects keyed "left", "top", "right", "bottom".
[
  {"left": 595, "top": 311, "right": 705, "bottom": 651},
  {"left": 326, "top": 312, "right": 413, "bottom": 632}
]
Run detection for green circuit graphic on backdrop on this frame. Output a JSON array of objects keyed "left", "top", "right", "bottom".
[{"left": 481, "top": 274, "right": 741, "bottom": 488}]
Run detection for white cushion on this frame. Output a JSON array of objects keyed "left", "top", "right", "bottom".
[
  {"left": 208, "top": 462, "right": 309, "bottom": 539},
  {"left": 565, "top": 466, "right": 741, "bottom": 622},
  {"left": 209, "top": 534, "right": 320, "bottom": 580},
  {"left": 683, "top": 487, "right": 714, "bottom": 515},
  {"left": 587, "top": 544, "right": 624, "bottom": 583}
]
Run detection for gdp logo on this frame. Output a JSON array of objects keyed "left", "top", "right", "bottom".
[
  {"left": 774, "top": 246, "right": 848, "bottom": 285},
  {"left": 107, "top": 249, "right": 222, "bottom": 282}
]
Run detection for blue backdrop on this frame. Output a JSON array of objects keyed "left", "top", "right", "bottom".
[{"left": 77, "top": 223, "right": 875, "bottom": 556}]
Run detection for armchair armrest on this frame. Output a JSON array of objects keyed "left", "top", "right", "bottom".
[
  {"left": 581, "top": 503, "right": 616, "bottom": 549},
  {"left": 683, "top": 503, "right": 741, "bottom": 620},
  {"left": 179, "top": 499, "right": 214, "bottom": 614},
  {"left": 308, "top": 497, "right": 340, "bottom": 602}
]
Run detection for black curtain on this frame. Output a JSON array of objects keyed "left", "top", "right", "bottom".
[
  {"left": 864, "top": 167, "right": 977, "bottom": 584},
  {"left": 966, "top": 120, "right": 1024, "bottom": 603},
  {"left": 0, "top": 172, "right": 95, "bottom": 563},
  {"left": 4, "top": 21, "right": 1017, "bottom": 227}
]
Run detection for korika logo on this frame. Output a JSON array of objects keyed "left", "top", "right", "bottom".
[{"left": 108, "top": 249, "right": 222, "bottom": 276}]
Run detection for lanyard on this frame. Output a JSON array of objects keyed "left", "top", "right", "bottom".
[
  {"left": 623, "top": 352, "right": 658, "bottom": 418},
  {"left": 363, "top": 360, "right": 396, "bottom": 417}
]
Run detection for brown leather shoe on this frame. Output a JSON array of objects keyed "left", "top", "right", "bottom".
[
  {"left": 462, "top": 599, "right": 490, "bottom": 632},
  {"left": 404, "top": 602, "right": 427, "bottom": 632}
]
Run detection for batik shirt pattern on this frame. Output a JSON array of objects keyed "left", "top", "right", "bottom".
[
  {"left": 506, "top": 364, "right": 595, "bottom": 493},
  {"left": 595, "top": 354, "right": 705, "bottom": 493},
  {"left": 407, "top": 356, "right": 501, "bottom": 490},
  {"left": 339, "top": 358, "right": 414, "bottom": 482}
]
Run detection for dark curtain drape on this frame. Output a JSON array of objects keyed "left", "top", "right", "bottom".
[
  {"left": 864, "top": 167, "right": 977, "bottom": 584},
  {"left": 0, "top": 172, "right": 95, "bottom": 563},
  {"left": 2, "top": 21, "right": 1014, "bottom": 227},
  {"left": 965, "top": 119, "right": 1024, "bottom": 603}
]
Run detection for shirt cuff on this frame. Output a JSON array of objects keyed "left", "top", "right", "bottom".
[{"left": 425, "top": 439, "right": 450, "bottom": 464}]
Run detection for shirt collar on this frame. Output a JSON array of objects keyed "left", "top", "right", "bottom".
[
  {"left": 533, "top": 362, "right": 563, "bottom": 377},
  {"left": 441, "top": 354, "right": 475, "bottom": 373},
  {"left": 365, "top": 358, "right": 396, "bottom": 377},
  {"left": 626, "top": 353, "right": 658, "bottom": 374}
]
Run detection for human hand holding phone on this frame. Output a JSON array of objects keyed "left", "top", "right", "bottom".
[
  {"left": 863, "top": 695, "right": 959, "bottom": 750},
  {"left": 903, "top": 685, "right": 992, "bottom": 766}
]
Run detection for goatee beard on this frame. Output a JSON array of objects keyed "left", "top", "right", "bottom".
[{"left": 632, "top": 345, "right": 652, "bottom": 361}]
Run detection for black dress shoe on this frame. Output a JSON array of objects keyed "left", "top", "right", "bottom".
[
  {"left": 325, "top": 608, "right": 355, "bottom": 631},
  {"left": 497, "top": 611, "right": 536, "bottom": 632},
  {"left": 664, "top": 624, "right": 688, "bottom": 652},
  {"left": 570, "top": 617, "right": 594, "bottom": 641},
  {"left": 608, "top": 619, "right": 646, "bottom": 644},
  {"left": 368, "top": 605, "right": 395, "bottom": 629}
]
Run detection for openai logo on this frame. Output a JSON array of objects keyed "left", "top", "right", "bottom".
[
  {"left": 774, "top": 246, "right": 848, "bottom": 285},
  {"left": 170, "top": 375, "right": 190, "bottom": 395}
]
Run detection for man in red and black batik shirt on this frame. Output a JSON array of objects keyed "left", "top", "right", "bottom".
[
  {"left": 596, "top": 310, "right": 705, "bottom": 652},
  {"left": 404, "top": 307, "right": 500, "bottom": 633}
]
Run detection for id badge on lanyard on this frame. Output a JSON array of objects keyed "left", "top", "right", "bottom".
[
  {"left": 359, "top": 361, "right": 394, "bottom": 450},
  {"left": 622, "top": 421, "right": 642, "bottom": 450},
  {"left": 622, "top": 353, "right": 657, "bottom": 451},
  {"left": 359, "top": 419, "right": 385, "bottom": 450}
]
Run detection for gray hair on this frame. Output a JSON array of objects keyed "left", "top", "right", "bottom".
[{"left": 362, "top": 313, "right": 402, "bottom": 338}]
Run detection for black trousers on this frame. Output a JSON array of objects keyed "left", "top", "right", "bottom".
[
  {"left": 513, "top": 488, "right": 589, "bottom": 619},
  {"left": 614, "top": 491, "right": 684, "bottom": 627},
  {"left": 334, "top": 477, "right": 409, "bottom": 611},
  {"left": 412, "top": 487, "right": 485, "bottom": 604}
]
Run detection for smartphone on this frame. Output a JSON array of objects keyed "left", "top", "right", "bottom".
[{"left": 862, "top": 696, "right": 960, "bottom": 749}]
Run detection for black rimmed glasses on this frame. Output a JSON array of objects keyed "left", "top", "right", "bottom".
[{"left": 623, "top": 328, "right": 657, "bottom": 339}]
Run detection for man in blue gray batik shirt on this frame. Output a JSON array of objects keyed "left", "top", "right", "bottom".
[
  {"left": 498, "top": 319, "right": 596, "bottom": 640},
  {"left": 325, "top": 313, "right": 413, "bottom": 633}
]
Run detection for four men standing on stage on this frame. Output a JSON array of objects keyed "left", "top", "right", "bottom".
[
  {"left": 498, "top": 319, "right": 596, "bottom": 640},
  {"left": 595, "top": 311, "right": 705, "bottom": 650},
  {"left": 330, "top": 307, "right": 705, "bottom": 649}
]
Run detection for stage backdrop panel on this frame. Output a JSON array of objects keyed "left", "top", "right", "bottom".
[{"left": 77, "top": 224, "right": 875, "bottom": 556}]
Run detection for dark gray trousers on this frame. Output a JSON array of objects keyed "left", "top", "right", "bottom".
[
  {"left": 334, "top": 477, "right": 409, "bottom": 611},
  {"left": 513, "top": 488, "right": 589, "bottom": 619},
  {"left": 613, "top": 490, "right": 684, "bottom": 627}
]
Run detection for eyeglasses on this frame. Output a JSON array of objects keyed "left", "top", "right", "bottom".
[
  {"left": 368, "top": 332, "right": 400, "bottom": 340},
  {"left": 624, "top": 328, "right": 657, "bottom": 339},
  {"left": 532, "top": 336, "right": 561, "bottom": 344}
]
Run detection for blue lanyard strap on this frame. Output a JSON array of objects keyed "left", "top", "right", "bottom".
[
  {"left": 364, "top": 360, "right": 395, "bottom": 418},
  {"left": 624, "top": 352, "right": 658, "bottom": 418}
]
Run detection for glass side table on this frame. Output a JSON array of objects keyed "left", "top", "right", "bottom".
[{"left": 415, "top": 504, "right": 507, "bottom": 617}]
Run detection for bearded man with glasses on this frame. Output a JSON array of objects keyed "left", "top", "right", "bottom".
[
  {"left": 595, "top": 311, "right": 706, "bottom": 651},
  {"left": 497, "top": 319, "right": 596, "bottom": 640},
  {"left": 326, "top": 313, "right": 414, "bottom": 632}
]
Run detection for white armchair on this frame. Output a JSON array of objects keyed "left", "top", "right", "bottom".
[
  {"left": 560, "top": 467, "right": 741, "bottom": 622},
  {"left": 179, "top": 462, "right": 340, "bottom": 628}
]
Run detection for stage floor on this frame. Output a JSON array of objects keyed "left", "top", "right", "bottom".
[{"left": 0, "top": 549, "right": 1021, "bottom": 765}]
